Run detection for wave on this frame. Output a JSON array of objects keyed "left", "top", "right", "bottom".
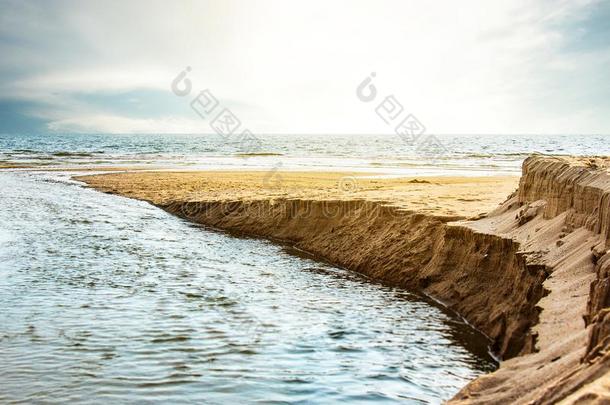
[
  {"left": 234, "top": 152, "right": 284, "bottom": 157},
  {"left": 51, "top": 152, "right": 96, "bottom": 157},
  {"left": 459, "top": 152, "right": 533, "bottom": 159}
]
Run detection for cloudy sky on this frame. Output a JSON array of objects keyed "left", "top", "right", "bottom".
[{"left": 1, "top": 0, "right": 609, "bottom": 135}]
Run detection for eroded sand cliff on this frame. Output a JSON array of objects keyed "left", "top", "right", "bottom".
[{"left": 77, "top": 156, "right": 610, "bottom": 403}]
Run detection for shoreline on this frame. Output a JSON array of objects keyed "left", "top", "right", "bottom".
[{"left": 75, "top": 156, "right": 610, "bottom": 403}]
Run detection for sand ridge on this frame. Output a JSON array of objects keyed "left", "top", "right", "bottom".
[{"left": 76, "top": 157, "right": 610, "bottom": 404}]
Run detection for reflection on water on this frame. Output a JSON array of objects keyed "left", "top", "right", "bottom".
[{"left": 0, "top": 171, "right": 496, "bottom": 404}]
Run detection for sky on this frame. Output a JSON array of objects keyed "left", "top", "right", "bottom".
[{"left": 0, "top": 0, "right": 609, "bottom": 135}]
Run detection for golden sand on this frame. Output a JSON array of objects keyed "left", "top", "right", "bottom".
[{"left": 76, "top": 170, "right": 519, "bottom": 218}]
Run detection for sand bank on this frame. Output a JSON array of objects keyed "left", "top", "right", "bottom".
[
  {"left": 77, "top": 156, "right": 610, "bottom": 403},
  {"left": 76, "top": 170, "right": 517, "bottom": 218}
]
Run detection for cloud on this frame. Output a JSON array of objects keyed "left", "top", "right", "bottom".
[
  {"left": 0, "top": 0, "right": 608, "bottom": 134},
  {"left": 9, "top": 68, "right": 172, "bottom": 96},
  {"left": 46, "top": 115, "right": 208, "bottom": 134}
]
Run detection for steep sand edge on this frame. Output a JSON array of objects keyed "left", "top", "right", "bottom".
[{"left": 76, "top": 156, "right": 610, "bottom": 403}]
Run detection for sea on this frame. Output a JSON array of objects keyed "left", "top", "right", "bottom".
[{"left": 0, "top": 133, "right": 607, "bottom": 175}]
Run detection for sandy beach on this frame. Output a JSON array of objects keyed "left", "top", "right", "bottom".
[
  {"left": 77, "top": 171, "right": 519, "bottom": 218},
  {"left": 3, "top": 1, "right": 610, "bottom": 403},
  {"left": 76, "top": 156, "right": 610, "bottom": 404}
]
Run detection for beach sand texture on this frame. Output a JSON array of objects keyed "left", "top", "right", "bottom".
[{"left": 77, "top": 171, "right": 518, "bottom": 218}]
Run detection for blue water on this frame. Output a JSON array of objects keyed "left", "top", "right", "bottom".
[
  {"left": 0, "top": 133, "right": 608, "bottom": 175},
  {"left": 0, "top": 171, "right": 496, "bottom": 404}
]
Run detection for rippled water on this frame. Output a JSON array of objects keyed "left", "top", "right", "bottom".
[
  {"left": 0, "top": 171, "right": 496, "bottom": 404},
  {"left": 1, "top": 133, "right": 608, "bottom": 175}
]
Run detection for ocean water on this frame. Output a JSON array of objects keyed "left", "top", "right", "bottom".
[
  {"left": 0, "top": 171, "right": 496, "bottom": 404},
  {"left": 0, "top": 133, "right": 608, "bottom": 175}
]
